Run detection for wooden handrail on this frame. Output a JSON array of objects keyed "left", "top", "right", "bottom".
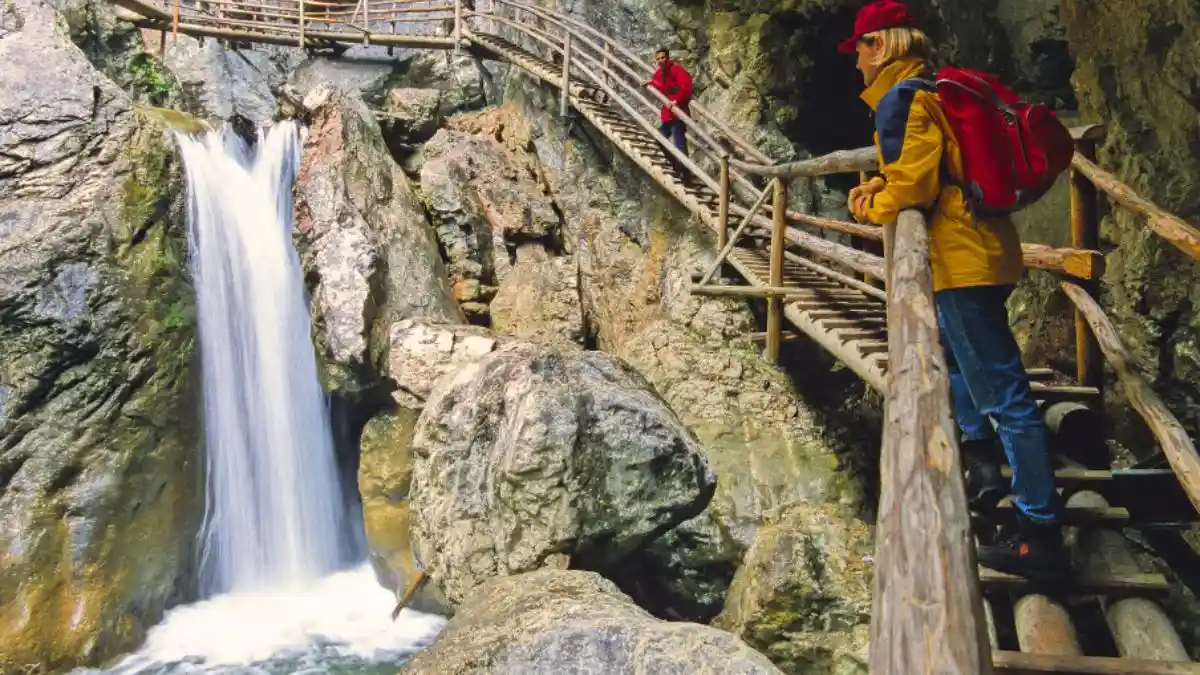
[
  {"left": 1070, "top": 153, "right": 1200, "bottom": 262},
  {"left": 1061, "top": 282, "right": 1200, "bottom": 514},
  {"left": 871, "top": 208, "right": 992, "bottom": 673}
]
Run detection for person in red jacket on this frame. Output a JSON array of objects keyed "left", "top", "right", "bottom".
[{"left": 644, "top": 48, "right": 693, "bottom": 155}]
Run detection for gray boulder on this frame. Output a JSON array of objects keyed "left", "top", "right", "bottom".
[
  {"left": 402, "top": 569, "right": 785, "bottom": 675},
  {"left": 409, "top": 341, "right": 715, "bottom": 606}
]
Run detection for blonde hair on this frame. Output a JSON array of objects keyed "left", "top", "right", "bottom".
[{"left": 863, "top": 27, "right": 932, "bottom": 67}]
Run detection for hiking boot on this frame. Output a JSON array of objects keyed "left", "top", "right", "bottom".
[
  {"left": 977, "top": 513, "right": 1071, "bottom": 583},
  {"left": 961, "top": 438, "right": 1006, "bottom": 513}
]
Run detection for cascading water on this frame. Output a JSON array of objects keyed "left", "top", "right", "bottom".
[
  {"left": 79, "top": 122, "right": 442, "bottom": 675},
  {"left": 187, "top": 120, "right": 345, "bottom": 595}
]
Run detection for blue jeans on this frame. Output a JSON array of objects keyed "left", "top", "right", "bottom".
[
  {"left": 659, "top": 120, "right": 687, "bottom": 154},
  {"left": 936, "top": 284, "right": 1060, "bottom": 523}
]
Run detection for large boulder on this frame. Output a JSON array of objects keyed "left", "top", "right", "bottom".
[
  {"left": 358, "top": 318, "right": 514, "bottom": 605},
  {"left": 402, "top": 569, "right": 786, "bottom": 675},
  {"left": 294, "top": 83, "right": 460, "bottom": 395},
  {"left": 0, "top": 1, "right": 200, "bottom": 669},
  {"left": 715, "top": 503, "right": 873, "bottom": 675},
  {"left": 409, "top": 341, "right": 716, "bottom": 606}
]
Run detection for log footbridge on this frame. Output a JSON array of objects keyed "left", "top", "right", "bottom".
[{"left": 108, "top": 0, "right": 1200, "bottom": 671}]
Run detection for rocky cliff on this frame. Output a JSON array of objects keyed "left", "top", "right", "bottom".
[{"left": 0, "top": 0, "right": 201, "bottom": 669}]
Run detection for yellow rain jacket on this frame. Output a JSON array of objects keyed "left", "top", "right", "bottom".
[{"left": 860, "top": 57, "right": 1024, "bottom": 292}]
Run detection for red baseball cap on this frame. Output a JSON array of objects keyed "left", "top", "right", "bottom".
[{"left": 837, "top": 0, "right": 917, "bottom": 54}]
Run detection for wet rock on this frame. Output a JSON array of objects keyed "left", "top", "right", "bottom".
[
  {"left": 490, "top": 250, "right": 584, "bottom": 345},
  {"left": 294, "top": 84, "right": 459, "bottom": 395},
  {"left": 358, "top": 406, "right": 450, "bottom": 615},
  {"left": 0, "top": 1, "right": 200, "bottom": 668},
  {"left": 385, "top": 318, "right": 510, "bottom": 408},
  {"left": 715, "top": 503, "right": 872, "bottom": 675},
  {"left": 402, "top": 569, "right": 785, "bottom": 675},
  {"left": 409, "top": 341, "right": 715, "bottom": 606}
]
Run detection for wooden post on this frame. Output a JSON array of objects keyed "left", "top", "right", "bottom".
[
  {"left": 453, "top": 0, "right": 462, "bottom": 52},
  {"left": 560, "top": 32, "right": 571, "bottom": 119},
  {"left": 362, "top": 0, "right": 370, "bottom": 45},
  {"left": 1069, "top": 127, "right": 1103, "bottom": 393},
  {"left": 602, "top": 41, "right": 612, "bottom": 87},
  {"left": 718, "top": 156, "right": 730, "bottom": 252},
  {"left": 882, "top": 221, "right": 895, "bottom": 302},
  {"left": 765, "top": 178, "right": 787, "bottom": 364},
  {"left": 869, "top": 209, "right": 992, "bottom": 675},
  {"left": 298, "top": 0, "right": 305, "bottom": 47},
  {"left": 856, "top": 170, "right": 873, "bottom": 285},
  {"left": 1014, "top": 594, "right": 1082, "bottom": 656}
]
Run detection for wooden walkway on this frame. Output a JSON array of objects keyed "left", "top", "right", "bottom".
[{"left": 109, "top": 0, "right": 1200, "bottom": 672}]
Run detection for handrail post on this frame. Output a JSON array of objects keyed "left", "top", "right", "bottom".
[
  {"left": 1070, "top": 134, "right": 1103, "bottom": 395},
  {"left": 297, "top": 0, "right": 305, "bottom": 47},
  {"left": 362, "top": 0, "right": 370, "bottom": 44},
  {"left": 765, "top": 178, "right": 787, "bottom": 363},
  {"left": 871, "top": 209, "right": 992, "bottom": 674},
  {"left": 560, "top": 31, "right": 571, "bottom": 118},
  {"left": 602, "top": 42, "right": 612, "bottom": 87},
  {"left": 882, "top": 221, "right": 895, "bottom": 302},
  {"left": 453, "top": 0, "right": 462, "bottom": 52},
  {"left": 718, "top": 155, "right": 730, "bottom": 252}
]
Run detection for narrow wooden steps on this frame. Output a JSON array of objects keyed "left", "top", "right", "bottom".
[
  {"left": 978, "top": 567, "right": 1169, "bottom": 598},
  {"left": 994, "top": 650, "right": 1200, "bottom": 674}
]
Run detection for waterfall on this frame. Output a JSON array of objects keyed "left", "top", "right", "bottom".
[{"left": 179, "top": 121, "right": 347, "bottom": 595}]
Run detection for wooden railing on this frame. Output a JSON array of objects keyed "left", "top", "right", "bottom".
[{"left": 776, "top": 125, "right": 1200, "bottom": 672}]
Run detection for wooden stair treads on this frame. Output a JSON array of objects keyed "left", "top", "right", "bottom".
[
  {"left": 985, "top": 500, "right": 1130, "bottom": 525},
  {"left": 994, "top": 651, "right": 1200, "bottom": 674},
  {"left": 978, "top": 567, "right": 1170, "bottom": 598}
]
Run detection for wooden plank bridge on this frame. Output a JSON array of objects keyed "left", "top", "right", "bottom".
[{"left": 108, "top": 0, "right": 1200, "bottom": 671}]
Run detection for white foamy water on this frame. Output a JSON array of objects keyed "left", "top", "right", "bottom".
[
  {"left": 89, "top": 565, "right": 444, "bottom": 675},
  {"left": 73, "top": 122, "right": 444, "bottom": 673},
  {"left": 184, "top": 121, "right": 347, "bottom": 594}
]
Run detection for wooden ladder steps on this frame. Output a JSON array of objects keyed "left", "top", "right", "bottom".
[
  {"left": 978, "top": 567, "right": 1169, "bottom": 598},
  {"left": 994, "top": 650, "right": 1200, "bottom": 674},
  {"left": 985, "top": 500, "right": 1129, "bottom": 525}
]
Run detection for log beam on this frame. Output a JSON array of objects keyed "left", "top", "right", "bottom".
[
  {"left": 1071, "top": 152, "right": 1200, "bottom": 261},
  {"left": 1062, "top": 281, "right": 1200, "bottom": 515},
  {"left": 1021, "top": 243, "right": 1105, "bottom": 280},
  {"left": 869, "top": 209, "right": 992, "bottom": 674}
]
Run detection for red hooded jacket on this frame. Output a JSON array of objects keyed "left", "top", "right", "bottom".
[{"left": 649, "top": 60, "right": 693, "bottom": 123}]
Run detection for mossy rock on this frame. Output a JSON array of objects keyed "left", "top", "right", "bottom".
[{"left": 0, "top": 107, "right": 201, "bottom": 670}]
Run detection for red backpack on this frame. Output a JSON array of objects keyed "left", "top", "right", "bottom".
[{"left": 912, "top": 67, "right": 1075, "bottom": 217}]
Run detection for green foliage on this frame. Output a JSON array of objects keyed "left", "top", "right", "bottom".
[{"left": 128, "top": 53, "right": 174, "bottom": 105}]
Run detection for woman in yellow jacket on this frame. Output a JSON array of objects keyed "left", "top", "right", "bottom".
[{"left": 839, "top": 0, "right": 1067, "bottom": 582}]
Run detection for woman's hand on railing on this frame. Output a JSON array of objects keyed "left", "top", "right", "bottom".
[{"left": 848, "top": 177, "right": 885, "bottom": 222}]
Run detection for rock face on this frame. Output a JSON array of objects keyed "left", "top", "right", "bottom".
[
  {"left": 1057, "top": 0, "right": 1200, "bottom": 447},
  {"left": 715, "top": 504, "right": 873, "bottom": 675},
  {"left": 490, "top": 251, "right": 584, "bottom": 345},
  {"left": 0, "top": 1, "right": 200, "bottom": 669},
  {"left": 409, "top": 341, "right": 716, "bottom": 606},
  {"left": 418, "top": 108, "right": 564, "bottom": 324},
  {"left": 294, "top": 83, "right": 460, "bottom": 394},
  {"left": 402, "top": 569, "right": 786, "bottom": 675}
]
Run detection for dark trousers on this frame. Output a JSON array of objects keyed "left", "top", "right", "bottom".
[
  {"left": 936, "top": 284, "right": 1060, "bottom": 523},
  {"left": 659, "top": 120, "right": 687, "bottom": 154}
]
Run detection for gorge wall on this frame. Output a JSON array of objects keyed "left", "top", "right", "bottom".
[{"left": 0, "top": 0, "right": 1198, "bottom": 671}]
